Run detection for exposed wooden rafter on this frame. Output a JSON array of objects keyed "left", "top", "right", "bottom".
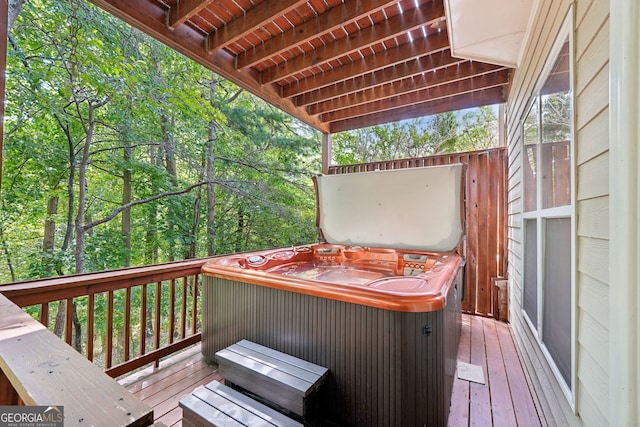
[
  {"left": 322, "top": 70, "right": 510, "bottom": 122},
  {"left": 308, "top": 63, "right": 508, "bottom": 115},
  {"left": 259, "top": 1, "right": 445, "bottom": 84},
  {"left": 294, "top": 50, "right": 467, "bottom": 108},
  {"left": 235, "top": 0, "right": 399, "bottom": 70},
  {"left": 166, "top": 0, "right": 214, "bottom": 30},
  {"left": 329, "top": 86, "right": 507, "bottom": 132},
  {"left": 206, "top": 0, "right": 308, "bottom": 54},
  {"left": 281, "top": 30, "right": 451, "bottom": 97},
  {"left": 88, "top": 0, "right": 513, "bottom": 133}
]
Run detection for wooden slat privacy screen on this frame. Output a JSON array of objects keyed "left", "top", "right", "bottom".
[{"left": 328, "top": 147, "right": 508, "bottom": 317}]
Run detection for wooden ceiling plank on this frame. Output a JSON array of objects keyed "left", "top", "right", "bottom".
[
  {"left": 167, "top": 0, "right": 215, "bottom": 30},
  {"left": 236, "top": 0, "right": 400, "bottom": 70},
  {"left": 206, "top": 0, "right": 308, "bottom": 53},
  {"left": 329, "top": 86, "right": 507, "bottom": 133},
  {"left": 308, "top": 63, "right": 507, "bottom": 115},
  {"left": 260, "top": 1, "right": 444, "bottom": 84},
  {"left": 321, "top": 71, "right": 510, "bottom": 122},
  {"left": 88, "top": 0, "right": 329, "bottom": 132},
  {"left": 281, "top": 30, "right": 450, "bottom": 98},
  {"left": 294, "top": 50, "right": 466, "bottom": 107}
]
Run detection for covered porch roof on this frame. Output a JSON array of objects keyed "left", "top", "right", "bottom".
[{"left": 87, "top": 0, "right": 533, "bottom": 133}]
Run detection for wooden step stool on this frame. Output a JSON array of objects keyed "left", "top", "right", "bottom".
[
  {"left": 180, "top": 380, "right": 301, "bottom": 427},
  {"left": 215, "top": 340, "right": 329, "bottom": 418}
]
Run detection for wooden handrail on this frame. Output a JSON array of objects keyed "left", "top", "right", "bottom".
[
  {"left": 0, "top": 258, "right": 211, "bottom": 378},
  {"left": 0, "top": 258, "right": 208, "bottom": 306}
]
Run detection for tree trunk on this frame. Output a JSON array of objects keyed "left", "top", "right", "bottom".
[
  {"left": 53, "top": 301, "right": 65, "bottom": 338},
  {"left": 145, "top": 144, "right": 159, "bottom": 264},
  {"left": 187, "top": 183, "right": 201, "bottom": 259},
  {"left": 161, "top": 112, "right": 178, "bottom": 261},
  {"left": 43, "top": 196, "right": 59, "bottom": 269},
  {"left": 122, "top": 145, "right": 132, "bottom": 266},
  {"left": 43, "top": 196, "right": 59, "bottom": 327},
  {"left": 206, "top": 125, "right": 216, "bottom": 256},
  {"left": 206, "top": 73, "right": 218, "bottom": 256},
  {"left": 235, "top": 207, "right": 244, "bottom": 253},
  {"left": 72, "top": 301, "right": 82, "bottom": 352},
  {"left": 0, "top": 225, "right": 16, "bottom": 282},
  {"left": 8, "top": 0, "right": 25, "bottom": 32}
]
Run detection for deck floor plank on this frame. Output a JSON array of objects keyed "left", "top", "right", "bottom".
[
  {"left": 124, "top": 315, "right": 543, "bottom": 427},
  {"left": 495, "top": 320, "right": 544, "bottom": 427},
  {"left": 484, "top": 317, "right": 518, "bottom": 427},
  {"left": 448, "top": 315, "right": 472, "bottom": 426},
  {"left": 469, "top": 315, "right": 493, "bottom": 426}
]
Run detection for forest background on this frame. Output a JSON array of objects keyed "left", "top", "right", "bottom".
[{"left": 0, "top": 0, "right": 497, "bottom": 357}]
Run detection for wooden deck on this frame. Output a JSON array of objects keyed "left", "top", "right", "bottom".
[{"left": 120, "top": 314, "right": 544, "bottom": 427}]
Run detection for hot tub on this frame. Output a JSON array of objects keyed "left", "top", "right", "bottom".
[{"left": 202, "top": 164, "right": 465, "bottom": 426}]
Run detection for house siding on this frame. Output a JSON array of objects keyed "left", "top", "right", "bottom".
[{"left": 506, "top": 0, "right": 610, "bottom": 426}]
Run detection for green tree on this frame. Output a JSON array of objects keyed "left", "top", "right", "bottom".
[{"left": 333, "top": 106, "right": 499, "bottom": 164}]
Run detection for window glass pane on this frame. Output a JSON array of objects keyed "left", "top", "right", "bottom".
[
  {"left": 543, "top": 217, "right": 572, "bottom": 387},
  {"left": 541, "top": 39, "right": 572, "bottom": 209},
  {"left": 523, "top": 101, "right": 538, "bottom": 212},
  {"left": 523, "top": 219, "right": 538, "bottom": 326}
]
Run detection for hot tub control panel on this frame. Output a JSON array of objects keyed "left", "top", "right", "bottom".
[{"left": 403, "top": 253, "right": 431, "bottom": 276}]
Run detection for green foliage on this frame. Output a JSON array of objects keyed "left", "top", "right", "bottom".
[
  {"left": 1, "top": 0, "right": 320, "bottom": 282},
  {"left": 333, "top": 106, "right": 499, "bottom": 164}
]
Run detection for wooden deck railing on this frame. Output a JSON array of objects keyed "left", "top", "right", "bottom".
[{"left": 0, "top": 258, "right": 209, "bottom": 378}]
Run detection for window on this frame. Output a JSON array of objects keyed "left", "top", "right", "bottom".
[{"left": 521, "top": 22, "right": 574, "bottom": 399}]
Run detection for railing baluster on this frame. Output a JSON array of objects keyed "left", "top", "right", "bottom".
[
  {"left": 106, "top": 291, "right": 114, "bottom": 369},
  {"left": 2, "top": 257, "right": 209, "bottom": 378},
  {"left": 140, "top": 284, "right": 147, "bottom": 356},
  {"left": 191, "top": 275, "right": 198, "bottom": 335},
  {"left": 154, "top": 282, "right": 161, "bottom": 368},
  {"left": 87, "top": 293, "right": 95, "bottom": 362},
  {"left": 65, "top": 298, "right": 73, "bottom": 345},
  {"left": 169, "top": 279, "right": 176, "bottom": 344},
  {"left": 180, "top": 277, "right": 187, "bottom": 339},
  {"left": 40, "top": 303, "right": 48, "bottom": 327},
  {"left": 124, "top": 287, "right": 131, "bottom": 361}
]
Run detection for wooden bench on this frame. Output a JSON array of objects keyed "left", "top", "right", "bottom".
[
  {"left": 180, "top": 380, "right": 302, "bottom": 427},
  {"left": 0, "top": 294, "right": 153, "bottom": 426},
  {"left": 215, "top": 340, "right": 328, "bottom": 418}
]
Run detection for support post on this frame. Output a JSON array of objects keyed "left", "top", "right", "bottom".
[
  {"left": 610, "top": 0, "right": 640, "bottom": 425},
  {"left": 321, "top": 133, "right": 332, "bottom": 175},
  {"left": 0, "top": 0, "right": 8, "bottom": 193}
]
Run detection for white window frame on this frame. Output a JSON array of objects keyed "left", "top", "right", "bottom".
[{"left": 520, "top": 11, "right": 576, "bottom": 408}]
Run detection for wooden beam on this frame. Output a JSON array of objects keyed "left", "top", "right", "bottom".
[
  {"left": 260, "top": 2, "right": 444, "bottom": 84},
  {"left": 294, "top": 50, "right": 466, "bottom": 107},
  {"left": 321, "top": 70, "right": 509, "bottom": 122},
  {"left": 167, "top": 0, "right": 214, "bottom": 30},
  {"left": 236, "top": 0, "right": 399, "bottom": 70},
  {"left": 321, "top": 133, "right": 332, "bottom": 174},
  {"left": 0, "top": 0, "right": 6, "bottom": 194},
  {"left": 308, "top": 62, "right": 507, "bottom": 115},
  {"left": 282, "top": 30, "right": 450, "bottom": 98},
  {"left": 206, "top": 0, "right": 307, "bottom": 53},
  {"left": 328, "top": 86, "right": 507, "bottom": 133},
  {"left": 88, "top": 0, "right": 329, "bottom": 132}
]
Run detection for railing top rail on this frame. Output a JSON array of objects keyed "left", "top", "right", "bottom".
[{"left": 0, "top": 257, "right": 212, "bottom": 307}]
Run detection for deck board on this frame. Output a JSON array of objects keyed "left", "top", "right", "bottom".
[
  {"left": 469, "top": 315, "right": 493, "bottom": 426},
  {"left": 121, "top": 314, "right": 543, "bottom": 427}
]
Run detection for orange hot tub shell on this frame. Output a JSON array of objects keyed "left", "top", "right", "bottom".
[{"left": 201, "top": 244, "right": 463, "bottom": 313}]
